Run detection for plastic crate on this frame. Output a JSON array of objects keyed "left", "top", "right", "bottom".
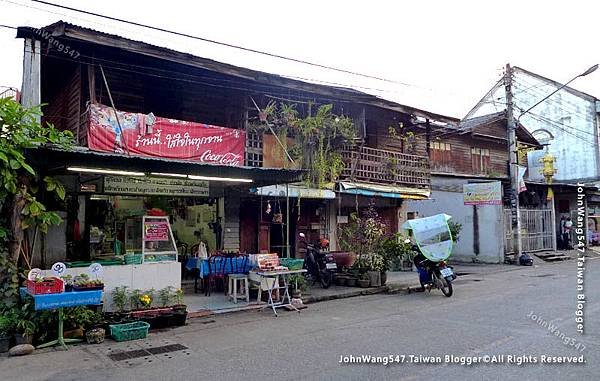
[
  {"left": 109, "top": 321, "right": 150, "bottom": 342},
  {"left": 278, "top": 258, "right": 304, "bottom": 270},
  {"left": 124, "top": 253, "right": 143, "bottom": 265},
  {"left": 26, "top": 277, "right": 64, "bottom": 295}
]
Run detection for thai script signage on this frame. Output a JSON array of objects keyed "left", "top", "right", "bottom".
[
  {"left": 104, "top": 176, "right": 209, "bottom": 197},
  {"left": 463, "top": 181, "right": 502, "bottom": 206},
  {"left": 143, "top": 221, "right": 170, "bottom": 241},
  {"left": 88, "top": 104, "right": 245, "bottom": 165}
]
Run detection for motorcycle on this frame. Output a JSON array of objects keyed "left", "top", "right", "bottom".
[
  {"left": 408, "top": 240, "right": 456, "bottom": 297},
  {"left": 298, "top": 233, "right": 336, "bottom": 288},
  {"left": 401, "top": 213, "right": 456, "bottom": 298}
]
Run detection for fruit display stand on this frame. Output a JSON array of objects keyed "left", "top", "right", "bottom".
[{"left": 20, "top": 288, "right": 103, "bottom": 350}]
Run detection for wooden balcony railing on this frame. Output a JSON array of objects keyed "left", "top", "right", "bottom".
[{"left": 340, "top": 145, "right": 430, "bottom": 188}]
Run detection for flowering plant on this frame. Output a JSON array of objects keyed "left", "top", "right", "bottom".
[
  {"left": 369, "top": 253, "right": 385, "bottom": 272},
  {"left": 139, "top": 294, "right": 152, "bottom": 308}
]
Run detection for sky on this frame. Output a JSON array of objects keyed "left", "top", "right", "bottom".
[{"left": 0, "top": 0, "right": 599, "bottom": 119}]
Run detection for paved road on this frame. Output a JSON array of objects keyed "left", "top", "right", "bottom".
[{"left": 2, "top": 258, "right": 598, "bottom": 381}]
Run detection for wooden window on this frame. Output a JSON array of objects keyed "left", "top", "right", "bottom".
[
  {"left": 471, "top": 147, "right": 491, "bottom": 173},
  {"left": 430, "top": 141, "right": 452, "bottom": 168},
  {"left": 245, "top": 132, "right": 263, "bottom": 167}
]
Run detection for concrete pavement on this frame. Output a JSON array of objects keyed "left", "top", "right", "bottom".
[{"left": 1, "top": 257, "right": 597, "bottom": 381}]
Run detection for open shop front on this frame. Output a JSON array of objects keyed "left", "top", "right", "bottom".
[{"left": 32, "top": 148, "right": 302, "bottom": 314}]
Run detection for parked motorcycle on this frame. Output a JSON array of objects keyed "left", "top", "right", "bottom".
[
  {"left": 408, "top": 240, "right": 455, "bottom": 297},
  {"left": 401, "top": 213, "right": 457, "bottom": 298},
  {"left": 298, "top": 233, "right": 336, "bottom": 288}
]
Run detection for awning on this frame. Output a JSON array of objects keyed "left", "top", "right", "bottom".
[
  {"left": 29, "top": 147, "right": 304, "bottom": 187},
  {"left": 251, "top": 183, "right": 336, "bottom": 199},
  {"left": 339, "top": 181, "right": 430, "bottom": 200}
]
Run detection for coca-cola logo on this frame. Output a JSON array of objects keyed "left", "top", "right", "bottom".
[{"left": 200, "top": 150, "right": 242, "bottom": 166}]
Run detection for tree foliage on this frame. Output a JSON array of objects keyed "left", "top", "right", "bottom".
[
  {"left": 0, "top": 98, "right": 74, "bottom": 308},
  {"left": 253, "top": 101, "right": 356, "bottom": 188}
]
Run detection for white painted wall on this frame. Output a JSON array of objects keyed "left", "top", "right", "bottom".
[
  {"left": 466, "top": 69, "right": 599, "bottom": 182},
  {"left": 63, "top": 262, "right": 181, "bottom": 311},
  {"left": 405, "top": 177, "right": 504, "bottom": 263}
]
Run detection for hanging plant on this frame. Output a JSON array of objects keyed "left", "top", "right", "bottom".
[{"left": 294, "top": 104, "right": 356, "bottom": 188}]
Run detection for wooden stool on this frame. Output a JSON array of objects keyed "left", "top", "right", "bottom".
[{"left": 228, "top": 274, "right": 249, "bottom": 303}]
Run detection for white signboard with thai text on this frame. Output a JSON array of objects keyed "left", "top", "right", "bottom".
[
  {"left": 104, "top": 176, "right": 209, "bottom": 197},
  {"left": 463, "top": 181, "right": 502, "bottom": 206}
]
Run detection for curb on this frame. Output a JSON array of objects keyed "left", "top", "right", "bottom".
[{"left": 302, "top": 282, "right": 416, "bottom": 304}]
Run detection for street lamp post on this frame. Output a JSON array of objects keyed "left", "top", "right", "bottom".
[{"left": 505, "top": 63, "right": 597, "bottom": 262}]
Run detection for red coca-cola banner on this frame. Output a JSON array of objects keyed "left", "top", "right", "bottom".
[{"left": 88, "top": 104, "right": 245, "bottom": 166}]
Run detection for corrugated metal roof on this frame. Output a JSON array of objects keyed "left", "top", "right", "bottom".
[{"left": 16, "top": 21, "right": 458, "bottom": 124}]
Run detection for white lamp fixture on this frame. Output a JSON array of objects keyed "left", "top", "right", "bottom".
[
  {"left": 68, "top": 167, "right": 253, "bottom": 183},
  {"left": 150, "top": 172, "right": 188, "bottom": 178},
  {"left": 188, "top": 175, "right": 253, "bottom": 183},
  {"left": 67, "top": 167, "right": 145, "bottom": 176}
]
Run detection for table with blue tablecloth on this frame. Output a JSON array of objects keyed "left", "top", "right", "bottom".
[{"left": 185, "top": 257, "right": 252, "bottom": 278}]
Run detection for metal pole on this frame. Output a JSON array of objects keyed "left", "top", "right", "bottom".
[
  {"left": 505, "top": 63, "right": 522, "bottom": 262},
  {"left": 286, "top": 183, "right": 290, "bottom": 258}
]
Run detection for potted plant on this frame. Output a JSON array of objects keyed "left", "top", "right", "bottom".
[
  {"left": 111, "top": 286, "right": 129, "bottom": 319},
  {"left": 0, "top": 314, "right": 15, "bottom": 353},
  {"left": 346, "top": 267, "right": 359, "bottom": 287},
  {"left": 15, "top": 317, "right": 36, "bottom": 345},
  {"left": 150, "top": 287, "right": 173, "bottom": 328},
  {"left": 172, "top": 288, "right": 187, "bottom": 313},
  {"left": 62, "top": 275, "right": 74, "bottom": 292},
  {"left": 86, "top": 327, "right": 105, "bottom": 344},
  {"left": 357, "top": 273, "right": 370, "bottom": 288},
  {"left": 288, "top": 274, "right": 307, "bottom": 298},
  {"left": 367, "top": 254, "right": 384, "bottom": 287},
  {"left": 334, "top": 272, "right": 348, "bottom": 286},
  {"left": 170, "top": 288, "right": 187, "bottom": 327},
  {"left": 63, "top": 306, "right": 102, "bottom": 339},
  {"left": 129, "top": 289, "right": 143, "bottom": 311}
]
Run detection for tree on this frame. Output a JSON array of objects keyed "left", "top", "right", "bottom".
[
  {"left": 0, "top": 98, "right": 73, "bottom": 268},
  {"left": 253, "top": 102, "right": 356, "bottom": 188}
]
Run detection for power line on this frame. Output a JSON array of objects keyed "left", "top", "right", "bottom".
[
  {"left": 513, "top": 77, "right": 593, "bottom": 118},
  {"left": 0, "top": 24, "right": 18, "bottom": 30},
  {"left": 30, "top": 0, "right": 424, "bottom": 89},
  {"left": 19, "top": 46, "right": 387, "bottom": 108}
]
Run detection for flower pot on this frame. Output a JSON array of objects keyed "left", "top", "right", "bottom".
[
  {"left": 169, "top": 311, "right": 187, "bottom": 327},
  {"left": 85, "top": 328, "right": 105, "bottom": 344},
  {"left": 0, "top": 335, "right": 10, "bottom": 353},
  {"left": 15, "top": 334, "right": 32, "bottom": 346},
  {"left": 380, "top": 272, "right": 387, "bottom": 285},
  {"left": 345, "top": 277, "right": 357, "bottom": 287},
  {"left": 172, "top": 304, "right": 187, "bottom": 313},
  {"left": 154, "top": 312, "right": 173, "bottom": 329},
  {"left": 335, "top": 276, "right": 347, "bottom": 286},
  {"left": 367, "top": 271, "right": 381, "bottom": 287},
  {"left": 357, "top": 279, "right": 370, "bottom": 288},
  {"left": 64, "top": 328, "right": 84, "bottom": 339},
  {"left": 291, "top": 290, "right": 302, "bottom": 299}
]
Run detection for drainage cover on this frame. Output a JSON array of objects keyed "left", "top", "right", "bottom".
[
  {"left": 147, "top": 344, "right": 187, "bottom": 355},
  {"left": 108, "top": 344, "right": 188, "bottom": 361}
]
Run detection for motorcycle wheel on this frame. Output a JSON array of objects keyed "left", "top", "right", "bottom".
[
  {"left": 433, "top": 271, "right": 453, "bottom": 297},
  {"left": 320, "top": 270, "right": 332, "bottom": 289}
]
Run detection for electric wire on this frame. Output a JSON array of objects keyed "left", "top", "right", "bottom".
[{"left": 28, "top": 0, "right": 426, "bottom": 89}]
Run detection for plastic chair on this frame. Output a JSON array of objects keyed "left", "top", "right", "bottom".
[
  {"left": 206, "top": 254, "right": 227, "bottom": 296},
  {"left": 227, "top": 254, "right": 250, "bottom": 303}
]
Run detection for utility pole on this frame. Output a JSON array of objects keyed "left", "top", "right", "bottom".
[{"left": 505, "top": 63, "right": 522, "bottom": 262}]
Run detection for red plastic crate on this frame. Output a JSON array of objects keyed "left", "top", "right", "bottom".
[{"left": 26, "top": 277, "right": 64, "bottom": 295}]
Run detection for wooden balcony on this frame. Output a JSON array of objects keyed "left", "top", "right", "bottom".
[{"left": 340, "top": 145, "right": 430, "bottom": 188}]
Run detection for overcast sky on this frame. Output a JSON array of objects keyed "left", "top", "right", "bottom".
[{"left": 1, "top": 0, "right": 598, "bottom": 118}]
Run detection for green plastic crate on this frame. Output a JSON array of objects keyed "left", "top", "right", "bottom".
[
  {"left": 279, "top": 258, "right": 304, "bottom": 270},
  {"left": 124, "top": 253, "right": 143, "bottom": 265},
  {"left": 109, "top": 321, "right": 150, "bottom": 342}
]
